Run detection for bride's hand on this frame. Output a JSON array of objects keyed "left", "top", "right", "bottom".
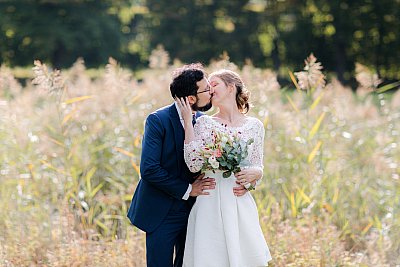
[
  {"left": 235, "top": 167, "right": 262, "bottom": 186},
  {"left": 176, "top": 97, "right": 193, "bottom": 124},
  {"left": 233, "top": 184, "right": 247, "bottom": 197}
]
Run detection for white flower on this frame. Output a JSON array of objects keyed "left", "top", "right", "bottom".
[
  {"left": 355, "top": 63, "right": 381, "bottom": 90},
  {"left": 208, "top": 156, "right": 219, "bottom": 169},
  {"left": 221, "top": 136, "right": 228, "bottom": 144},
  {"left": 294, "top": 53, "right": 326, "bottom": 90}
]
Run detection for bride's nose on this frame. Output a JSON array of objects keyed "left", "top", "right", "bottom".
[{"left": 209, "top": 85, "right": 214, "bottom": 95}]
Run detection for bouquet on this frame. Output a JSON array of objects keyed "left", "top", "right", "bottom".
[{"left": 199, "top": 130, "right": 254, "bottom": 178}]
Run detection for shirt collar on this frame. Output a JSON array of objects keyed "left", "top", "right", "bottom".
[{"left": 174, "top": 102, "right": 184, "bottom": 121}]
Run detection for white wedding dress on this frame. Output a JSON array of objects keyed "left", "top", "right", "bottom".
[{"left": 183, "top": 115, "right": 272, "bottom": 267}]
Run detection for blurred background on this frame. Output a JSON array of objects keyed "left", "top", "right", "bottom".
[
  {"left": 1, "top": 1, "right": 400, "bottom": 266},
  {"left": 1, "top": 0, "right": 399, "bottom": 84}
]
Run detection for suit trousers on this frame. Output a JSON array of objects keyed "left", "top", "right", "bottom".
[{"left": 146, "top": 200, "right": 191, "bottom": 267}]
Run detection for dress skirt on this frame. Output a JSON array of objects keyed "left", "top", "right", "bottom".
[{"left": 183, "top": 171, "right": 272, "bottom": 267}]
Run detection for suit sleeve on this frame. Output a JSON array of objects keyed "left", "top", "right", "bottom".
[{"left": 139, "top": 113, "right": 189, "bottom": 199}]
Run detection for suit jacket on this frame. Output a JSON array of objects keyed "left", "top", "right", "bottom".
[{"left": 127, "top": 103, "right": 202, "bottom": 233}]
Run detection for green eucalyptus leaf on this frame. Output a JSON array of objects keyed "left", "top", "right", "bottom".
[{"left": 223, "top": 171, "right": 231, "bottom": 178}]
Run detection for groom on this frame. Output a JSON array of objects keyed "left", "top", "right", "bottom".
[{"left": 127, "top": 63, "right": 222, "bottom": 267}]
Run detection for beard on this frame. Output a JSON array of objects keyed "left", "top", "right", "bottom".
[{"left": 192, "top": 99, "right": 212, "bottom": 112}]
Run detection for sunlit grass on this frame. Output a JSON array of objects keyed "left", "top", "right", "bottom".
[{"left": 0, "top": 55, "right": 399, "bottom": 266}]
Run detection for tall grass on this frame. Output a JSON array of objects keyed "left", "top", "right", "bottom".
[{"left": 0, "top": 53, "right": 399, "bottom": 266}]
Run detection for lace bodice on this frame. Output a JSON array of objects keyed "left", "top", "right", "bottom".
[{"left": 183, "top": 115, "right": 265, "bottom": 173}]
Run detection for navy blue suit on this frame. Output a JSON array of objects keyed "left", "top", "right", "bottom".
[{"left": 127, "top": 103, "right": 201, "bottom": 267}]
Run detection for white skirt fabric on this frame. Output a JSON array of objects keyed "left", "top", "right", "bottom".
[{"left": 183, "top": 171, "right": 272, "bottom": 267}]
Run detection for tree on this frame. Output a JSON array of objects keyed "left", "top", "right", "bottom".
[
  {"left": 144, "top": 0, "right": 265, "bottom": 66},
  {"left": 0, "top": 0, "right": 125, "bottom": 68}
]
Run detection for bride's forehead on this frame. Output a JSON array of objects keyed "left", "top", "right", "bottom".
[{"left": 210, "top": 76, "right": 221, "bottom": 81}]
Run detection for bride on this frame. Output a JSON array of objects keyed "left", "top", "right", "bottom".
[{"left": 177, "top": 69, "right": 272, "bottom": 267}]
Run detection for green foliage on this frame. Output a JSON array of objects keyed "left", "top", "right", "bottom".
[
  {"left": 218, "top": 137, "right": 254, "bottom": 178},
  {"left": 1, "top": 0, "right": 399, "bottom": 82},
  {"left": 0, "top": 1, "right": 127, "bottom": 67}
]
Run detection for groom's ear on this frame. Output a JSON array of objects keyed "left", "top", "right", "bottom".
[{"left": 187, "top": 95, "right": 196, "bottom": 105}]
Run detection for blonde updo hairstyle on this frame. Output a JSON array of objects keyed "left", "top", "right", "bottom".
[{"left": 210, "top": 69, "right": 250, "bottom": 114}]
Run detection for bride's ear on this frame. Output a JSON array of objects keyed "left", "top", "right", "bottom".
[{"left": 228, "top": 84, "right": 235, "bottom": 94}]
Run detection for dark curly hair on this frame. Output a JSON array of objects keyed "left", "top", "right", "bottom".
[
  {"left": 210, "top": 69, "right": 250, "bottom": 114},
  {"left": 170, "top": 63, "right": 206, "bottom": 98}
]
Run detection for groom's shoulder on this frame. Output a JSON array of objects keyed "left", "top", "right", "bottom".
[{"left": 149, "top": 104, "right": 173, "bottom": 118}]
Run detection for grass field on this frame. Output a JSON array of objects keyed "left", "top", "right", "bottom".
[{"left": 0, "top": 55, "right": 399, "bottom": 266}]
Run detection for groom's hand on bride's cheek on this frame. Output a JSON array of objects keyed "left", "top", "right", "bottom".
[
  {"left": 189, "top": 177, "right": 216, "bottom": 197},
  {"left": 233, "top": 184, "right": 247, "bottom": 197}
]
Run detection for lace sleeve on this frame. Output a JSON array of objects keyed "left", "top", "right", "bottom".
[
  {"left": 249, "top": 118, "right": 265, "bottom": 171},
  {"left": 183, "top": 116, "right": 209, "bottom": 173}
]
